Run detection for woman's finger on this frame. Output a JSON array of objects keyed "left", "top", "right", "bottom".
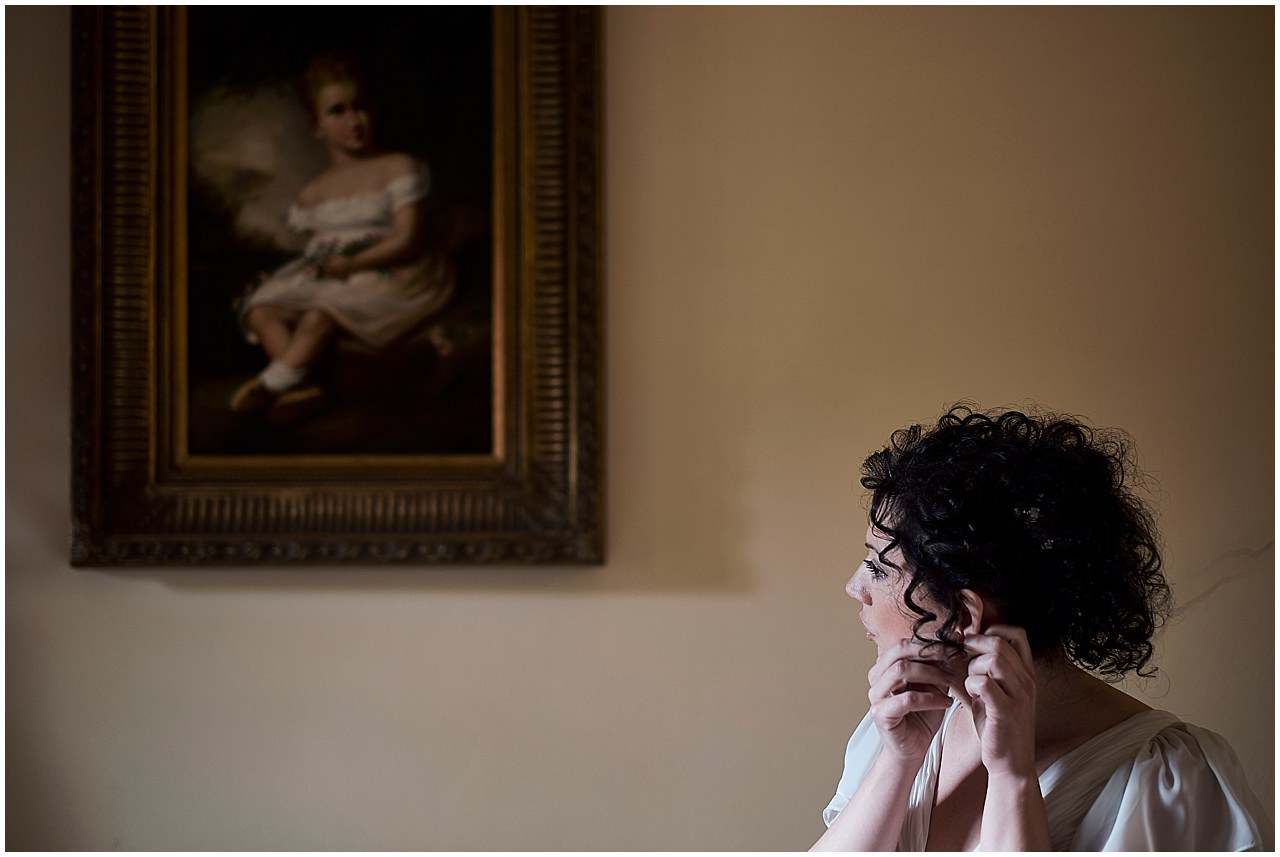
[
  {"left": 869, "top": 637, "right": 969, "bottom": 684},
  {"left": 950, "top": 684, "right": 973, "bottom": 709},
  {"left": 871, "top": 689, "right": 955, "bottom": 720},
  {"left": 962, "top": 633, "right": 1031, "bottom": 671},
  {"left": 964, "top": 651, "right": 1024, "bottom": 681},
  {"left": 868, "top": 638, "right": 938, "bottom": 674},
  {"left": 966, "top": 649, "right": 1036, "bottom": 702},
  {"left": 868, "top": 659, "right": 955, "bottom": 702},
  {"left": 969, "top": 624, "right": 1032, "bottom": 661},
  {"left": 964, "top": 673, "right": 1012, "bottom": 708}
]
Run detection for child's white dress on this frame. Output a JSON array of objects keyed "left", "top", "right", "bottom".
[{"left": 240, "top": 163, "right": 455, "bottom": 348}]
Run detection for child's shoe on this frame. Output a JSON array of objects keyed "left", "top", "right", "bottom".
[
  {"left": 267, "top": 385, "right": 327, "bottom": 426},
  {"left": 229, "top": 377, "right": 276, "bottom": 413}
]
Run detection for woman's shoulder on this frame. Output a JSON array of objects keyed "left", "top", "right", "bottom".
[
  {"left": 1124, "top": 716, "right": 1270, "bottom": 849},
  {"left": 1137, "top": 717, "right": 1266, "bottom": 807},
  {"left": 1058, "top": 712, "right": 1272, "bottom": 850}
]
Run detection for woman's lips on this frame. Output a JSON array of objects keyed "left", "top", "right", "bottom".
[{"left": 860, "top": 613, "right": 874, "bottom": 641}]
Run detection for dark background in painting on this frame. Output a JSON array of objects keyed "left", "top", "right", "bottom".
[{"left": 185, "top": 7, "right": 494, "bottom": 456}]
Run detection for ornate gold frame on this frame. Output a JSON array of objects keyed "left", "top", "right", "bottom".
[{"left": 71, "top": 7, "right": 603, "bottom": 565}]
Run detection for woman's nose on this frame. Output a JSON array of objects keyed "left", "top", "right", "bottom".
[{"left": 845, "top": 571, "right": 868, "bottom": 603}]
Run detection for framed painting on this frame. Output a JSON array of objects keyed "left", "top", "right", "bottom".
[{"left": 71, "top": 6, "right": 603, "bottom": 565}]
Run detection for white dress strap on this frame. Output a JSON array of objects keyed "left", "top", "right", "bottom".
[{"left": 899, "top": 701, "right": 962, "bottom": 850}]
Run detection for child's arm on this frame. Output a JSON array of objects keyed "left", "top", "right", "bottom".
[{"left": 319, "top": 199, "right": 427, "bottom": 279}]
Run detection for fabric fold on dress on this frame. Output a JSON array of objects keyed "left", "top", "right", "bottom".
[{"left": 822, "top": 703, "right": 1271, "bottom": 851}]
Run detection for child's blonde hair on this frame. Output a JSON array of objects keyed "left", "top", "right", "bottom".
[{"left": 298, "top": 51, "right": 368, "bottom": 122}]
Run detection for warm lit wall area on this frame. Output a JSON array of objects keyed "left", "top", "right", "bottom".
[{"left": 7, "top": 6, "right": 1272, "bottom": 850}]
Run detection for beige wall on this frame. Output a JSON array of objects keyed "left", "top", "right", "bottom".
[{"left": 7, "top": 6, "right": 1272, "bottom": 850}]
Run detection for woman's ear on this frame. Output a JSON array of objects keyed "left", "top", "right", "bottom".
[{"left": 955, "top": 589, "right": 992, "bottom": 639}]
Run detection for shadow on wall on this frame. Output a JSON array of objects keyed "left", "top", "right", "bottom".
[{"left": 6, "top": 617, "right": 93, "bottom": 850}]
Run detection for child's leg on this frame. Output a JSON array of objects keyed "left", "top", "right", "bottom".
[
  {"left": 246, "top": 304, "right": 301, "bottom": 360},
  {"left": 279, "top": 309, "right": 340, "bottom": 371},
  {"left": 231, "top": 308, "right": 338, "bottom": 416}
]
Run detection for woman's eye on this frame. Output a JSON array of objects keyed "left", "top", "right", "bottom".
[{"left": 864, "top": 560, "right": 887, "bottom": 580}]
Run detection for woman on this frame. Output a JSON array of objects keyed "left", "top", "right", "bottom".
[
  {"left": 231, "top": 51, "right": 454, "bottom": 425},
  {"left": 812, "top": 405, "right": 1270, "bottom": 851}
]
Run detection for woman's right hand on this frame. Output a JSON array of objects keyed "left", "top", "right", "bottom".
[
  {"left": 812, "top": 638, "right": 966, "bottom": 852},
  {"left": 867, "top": 638, "right": 965, "bottom": 766}
]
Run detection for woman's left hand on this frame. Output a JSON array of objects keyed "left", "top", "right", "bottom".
[{"left": 961, "top": 624, "right": 1037, "bottom": 777}]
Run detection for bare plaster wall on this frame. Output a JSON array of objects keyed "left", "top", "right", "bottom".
[{"left": 7, "top": 6, "right": 1272, "bottom": 849}]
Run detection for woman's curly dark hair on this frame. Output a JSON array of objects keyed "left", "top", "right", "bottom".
[{"left": 861, "top": 403, "right": 1171, "bottom": 679}]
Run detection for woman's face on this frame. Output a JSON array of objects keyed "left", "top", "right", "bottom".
[
  {"left": 313, "top": 81, "right": 372, "bottom": 154},
  {"left": 845, "top": 522, "right": 923, "bottom": 653}
]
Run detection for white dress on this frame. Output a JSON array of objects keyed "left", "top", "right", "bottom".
[
  {"left": 240, "top": 165, "right": 455, "bottom": 348},
  {"left": 823, "top": 703, "right": 1272, "bottom": 850}
]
